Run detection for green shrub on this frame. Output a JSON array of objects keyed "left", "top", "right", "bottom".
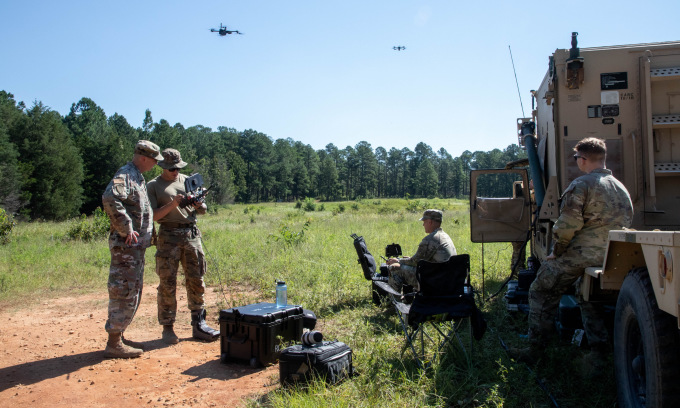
[
  {"left": 0, "top": 208, "right": 15, "bottom": 245},
  {"left": 303, "top": 197, "right": 316, "bottom": 212},
  {"left": 268, "top": 219, "right": 311, "bottom": 246},
  {"left": 405, "top": 199, "right": 430, "bottom": 213},
  {"left": 332, "top": 203, "right": 346, "bottom": 216},
  {"left": 66, "top": 207, "right": 110, "bottom": 241}
]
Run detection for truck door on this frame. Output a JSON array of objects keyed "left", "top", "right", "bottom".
[{"left": 470, "top": 169, "right": 532, "bottom": 243}]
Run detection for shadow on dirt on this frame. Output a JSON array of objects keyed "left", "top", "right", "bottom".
[
  {"left": 0, "top": 338, "right": 221, "bottom": 391},
  {"left": 182, "top": 359, "right": 265, "bottom": 382},
  {"left": 0, "top": 350, "right": 105, "bottom": 391}
]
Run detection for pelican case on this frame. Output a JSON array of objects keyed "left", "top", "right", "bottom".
[
  {"left": 279, "top": 341, "right": 354, "bottom": 386},
  {"left": 219, "top": 302, "right": 304, "bottom": 367}
]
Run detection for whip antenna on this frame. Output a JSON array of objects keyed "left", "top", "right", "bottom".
[{"left": 509, "top": 45, "right": 525, "bottom": 117}]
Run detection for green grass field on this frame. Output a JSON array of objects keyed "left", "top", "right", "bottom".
[{"left": 0, "top": 198, "right": 617, "bottom": 407}]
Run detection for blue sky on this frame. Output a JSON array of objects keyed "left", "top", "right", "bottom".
[{"left": 2, "top": 1, "right": 678, "bottom": 157}]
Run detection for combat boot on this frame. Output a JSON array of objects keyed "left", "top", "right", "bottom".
[
  {"left": 104, "top": 332, "right": 143, "bottom": 359},
  {"left": 121, "top": 333, "right": 145, "bottom": 350},
  {"left": 162, "top": 325, "right": 179, "bottom": 344},
  {"left": 191, "top": 309, "right": 220, "bottom": 341}
]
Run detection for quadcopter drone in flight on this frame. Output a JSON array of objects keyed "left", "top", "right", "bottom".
[
  {"left": 210, "top": 24, "right": 243, "bottom": 36},
  {"left": 393, "top": 46, "right": 406, "bottom": 51}
]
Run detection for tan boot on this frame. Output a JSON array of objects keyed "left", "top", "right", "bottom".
[
  {"left": 104, "top": 332, "right": 143, "bottom": 359},
  {"left": 121, "top": 333, "right": 145, "bottom": 350},
  {"left": 162, "top": 325, "right": 179, "bottom": 344}
]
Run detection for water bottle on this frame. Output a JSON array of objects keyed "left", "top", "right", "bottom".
[{"left": 276, "top": 280, "right": 287, "bottom": 308}]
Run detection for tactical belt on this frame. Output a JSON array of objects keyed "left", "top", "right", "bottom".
[{"left": 160, "top": 222, "right": 195, "bottom": 229}]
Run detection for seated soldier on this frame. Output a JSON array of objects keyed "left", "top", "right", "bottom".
[{"left": 387, "top": 209, "right": 457, "bottom": 292}]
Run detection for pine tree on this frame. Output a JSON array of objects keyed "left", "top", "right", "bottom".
[
  {"left": 11, "top": 102, "right": 83, "bottom": 220},
  {"left": 0, "top": 91, "right": 24, "bottom": 213}
]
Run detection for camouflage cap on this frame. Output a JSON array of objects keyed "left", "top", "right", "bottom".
[
  {"left": 420, "top": 209, "right": 443, "bottom": 222},
  {"left": 158, "top": 148, "right": 188, "bottom": 169},
  {"left": 134, "top": 140, "right": 163, "bottom": 161}
]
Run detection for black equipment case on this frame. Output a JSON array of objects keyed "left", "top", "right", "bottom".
[
  {"left": 219, "top": 302, "right": 304, "bottom": 367},
  {"left": 279, "top": 341, "right": 354, "bottom": 386}
]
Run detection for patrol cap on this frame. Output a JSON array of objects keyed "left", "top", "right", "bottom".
[
  {"left": 134, "top": 140, "right": 163, "bottom": 161},
  {"left": 158, "top": 148, "right": 188, "bottom": 169},
  {"left": 419, "top": 209, "right": 443, "bottom": 222}
]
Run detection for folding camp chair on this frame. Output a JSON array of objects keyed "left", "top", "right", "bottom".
[
  {"left": 374, "top": 254, "right": 486, "bottom": 369},
  {"left": 351, "top": 233, "right": 401, "bottom": 305}
]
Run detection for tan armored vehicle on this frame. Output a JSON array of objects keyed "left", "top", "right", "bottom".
[{"left": 470, "top": 33, "right": 680, "bottom": 407}]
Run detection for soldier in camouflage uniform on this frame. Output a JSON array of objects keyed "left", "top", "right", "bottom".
[
  {"left": 387, "top": 209, "right": 457, "bottom": 292},
  {"left": 147, "top": 148, "right": 219, "bottom": 344},
  {"left": 509, "top": 138, "right": 633, "bottom": 371},
  {"left": 102, "top": 140, "right": 163, "bottom": 359}
]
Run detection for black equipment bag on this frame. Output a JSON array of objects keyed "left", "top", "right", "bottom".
[{"left": 279, "top": 341, "right": 354, "bottom": 386}]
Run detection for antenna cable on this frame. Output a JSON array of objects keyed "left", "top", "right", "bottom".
[{"left": 509, "top": 45, "right": 525, "bottom": 117}]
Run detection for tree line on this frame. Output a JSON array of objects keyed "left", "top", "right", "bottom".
[{"left": 0, "top": 91, "right": 526, "bottom": 221}]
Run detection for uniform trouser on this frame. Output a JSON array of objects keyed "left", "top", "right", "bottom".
[
  {"left": 528, "top": 254, "right": 608, "bottom": 345},
  {"left": 155, "top": 226, "right": 207, "bottom": 325},
  {"left": 388, "top": 264, "right": 418, "bottom": 291},
  {"left": 105, "top": 245, "right": 146, "bottom": 333}
]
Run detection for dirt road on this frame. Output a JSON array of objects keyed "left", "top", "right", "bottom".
[{"left": 0, "top": 284, "right": 279, "bottom": 407}]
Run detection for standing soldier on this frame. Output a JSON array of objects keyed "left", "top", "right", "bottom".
[
  {"left": 147, "top": 148, "right": 219, "bottom": 344},
  {"left": 102, "top": 140, "right": 163, "bottom": 358}
]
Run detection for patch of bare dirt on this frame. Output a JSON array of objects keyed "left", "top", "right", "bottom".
[{"left": 0, "top": 284, "right": 280, "bottom": 407}]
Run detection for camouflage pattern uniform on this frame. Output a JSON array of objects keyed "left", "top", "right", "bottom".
[
  {"left": 389, "top": 227, "right": 457, "bottom": 289},
  {"left": 147, "top": 173, "right": 207, "bottom": 325},
  {"left": 102, "top": 162, "right": 154, "bottom": 333},
  {"left": 528, "top": 168, "right": 633, "bottom": 345}
]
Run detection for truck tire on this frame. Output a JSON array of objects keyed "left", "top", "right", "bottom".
[{"left": 614, "top": 267, "right": 680, "bottom": 408}]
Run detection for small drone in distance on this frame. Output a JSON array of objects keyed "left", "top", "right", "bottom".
[
  {"left": 393, "top": 46, "right": 406, "bottom": 51},
  {"left": 210, "top": 23, "right": 243, "bottom": 36}
]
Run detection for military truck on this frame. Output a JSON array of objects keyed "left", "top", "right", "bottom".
[{"left": 470, "top": 33, "right": 680, "bottom": 407}]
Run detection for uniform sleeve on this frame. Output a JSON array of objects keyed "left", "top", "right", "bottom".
[
  {"left": 102, "top": 175, "right": 134, "bottom": 237},
  {"left": 552, "top": 181, "right": 586, "bottom": 256},
  {"left": 402, "top": 235, "right": 438, "bottom": 266}
]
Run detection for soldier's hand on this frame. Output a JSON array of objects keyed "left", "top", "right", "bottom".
[
  {"left": 172, "top": 194, "right": 185, "bottom": 207},
  {"left": 546, "top": 252, "right": 556, "bottom": 260},
  {"left": 125, "top": 231, "right": 140, "bottom": 246}
]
